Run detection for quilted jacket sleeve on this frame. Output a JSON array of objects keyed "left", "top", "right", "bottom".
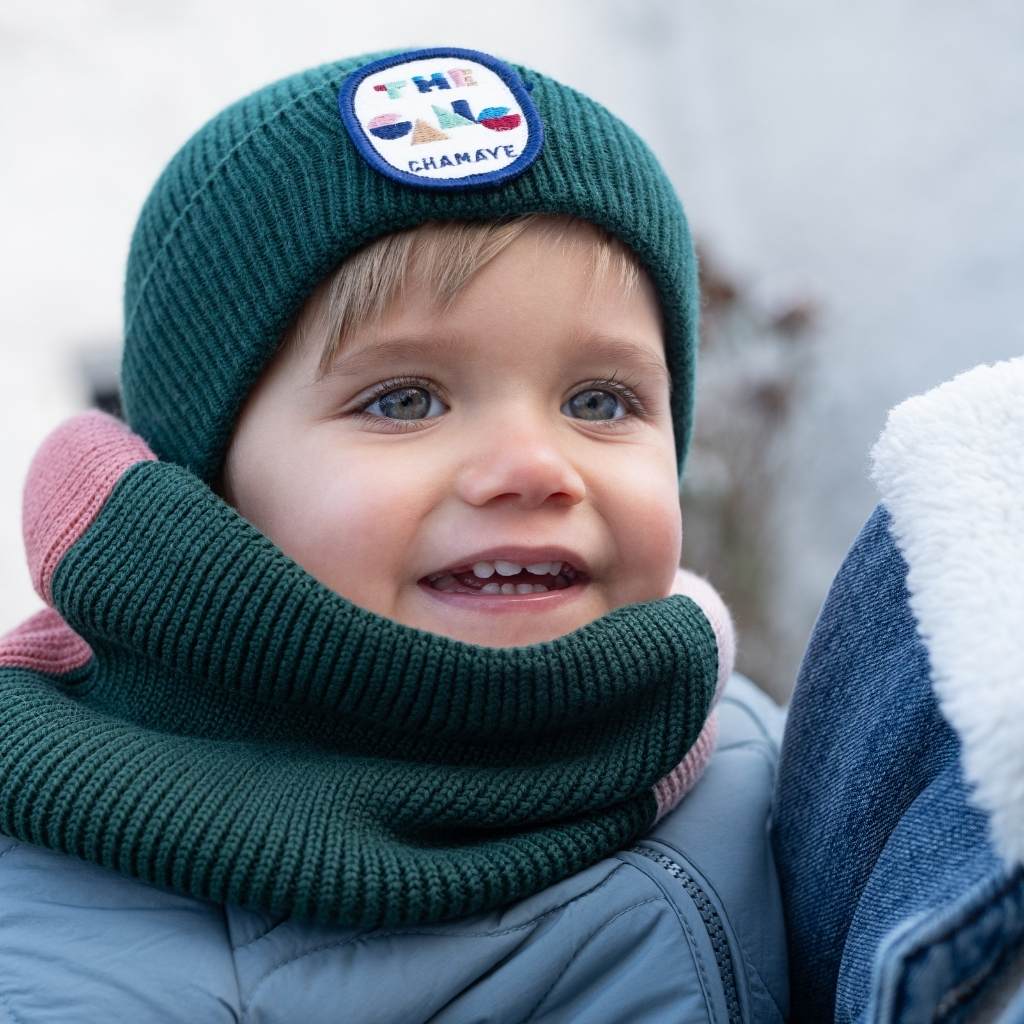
[{"left": 0, "top": 835, "right": 238, "bottom": 1021}]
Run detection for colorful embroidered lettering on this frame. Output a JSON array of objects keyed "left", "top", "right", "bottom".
[
  {"left": 340, "top": 47, "right": 543, "bottom": 188},
  {"left": 447, "top": 68, "right": 478, "bottom": 88},
  {"left": 413, "top": 72, "right": 451, "bottom": 94},
  {"left": 410, "top": 118, "right": 449, "bottom": 145},
  {"left": 478, "top": 106, "right": 522, "bottom": 132},
  {"left": 433, "top": 103, "right": 475, "bottom": 130},
  {"left": 367, "top": 113, "right": 412, "bottom": 140},
  {"left": 363, "top": 78, "right": 521, "bottom": 144},
  {"left": 379, "top": 70, "right": 479, "bottom": 102},
  {"left": 408, "top": 145, "right": 517, "bottom": 174}
]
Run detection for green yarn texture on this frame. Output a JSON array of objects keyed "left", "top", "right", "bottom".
[
  {"left": 0, "top": 460, "right": 717, "bottom": 927},
  {"left": 121, "top": 48, "right": 700, "bottom": 486}
]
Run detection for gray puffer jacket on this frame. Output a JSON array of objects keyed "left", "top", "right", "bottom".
[{"left": 0, "top": 672, "right": 785, "bottom": 1023}]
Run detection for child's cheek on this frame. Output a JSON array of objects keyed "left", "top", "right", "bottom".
[
  {"left": 281, "top": 452, "right": 426, "bottom": 607},
  {"left": 611, "top": 475, "right": 683, "bottom": 600}
]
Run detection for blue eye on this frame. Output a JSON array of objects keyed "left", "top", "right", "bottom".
[
  {"left": 567, "top": 387, "right": 629, "bottom": 423},
  {"left": 351, "top": 374, "right": 650, "bottom": 433},
  {"left": 362, "top": 382, "right": 444, "bottom": 423}
]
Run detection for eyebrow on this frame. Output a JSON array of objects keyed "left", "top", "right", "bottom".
[{"left": 313, "top": 332, "right": 673, "bottom": 394}]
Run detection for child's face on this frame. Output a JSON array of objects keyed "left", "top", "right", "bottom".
[{"left": 219, "top": 222, "right": 682, "bottom": 647}]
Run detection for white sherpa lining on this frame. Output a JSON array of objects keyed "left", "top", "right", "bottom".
[{"left": 870, "top": 356, "right": 1024, "bottom": 869}]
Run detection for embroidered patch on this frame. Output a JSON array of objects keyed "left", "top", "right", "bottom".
[{"left": 338, "top": 47, "right": 543, "bottom": 190}]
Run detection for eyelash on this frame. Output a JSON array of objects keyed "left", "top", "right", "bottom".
[{"left": 350, "top": 372, "right": 652, "bottom": 433}]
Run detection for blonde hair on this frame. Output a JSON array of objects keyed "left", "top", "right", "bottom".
[{"left": 282, "top": 214, "right": 648, "bottom": 381}]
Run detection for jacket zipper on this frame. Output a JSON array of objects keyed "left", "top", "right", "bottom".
[{"left": 630, "top": 844, "right": 743, "bottom": 1024}]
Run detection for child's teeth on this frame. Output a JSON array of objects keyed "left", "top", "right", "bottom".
[
  {"left": 471, "top": 560, "right": 564, "bottom": 579},
  {"left": 477, "top": 582, "right": 552, "bottom": 594},
  {"left": 432, "top": 571, "right": 563, "bottom": 595}
]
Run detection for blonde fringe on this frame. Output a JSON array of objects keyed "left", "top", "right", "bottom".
[{"left": 283, "top": 214, "right": 643, "bottom": 380}]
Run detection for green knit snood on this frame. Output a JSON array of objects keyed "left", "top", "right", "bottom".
[{"left": 0, "top": 413, "right": 718, "bottom": 928}]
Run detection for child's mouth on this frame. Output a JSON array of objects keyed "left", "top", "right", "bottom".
[
  {"left": 417, "top": 565, "right": 589, "bottom": 613},
  {"left": 425, "top": 566, "right": 579, "bottom": 595}
]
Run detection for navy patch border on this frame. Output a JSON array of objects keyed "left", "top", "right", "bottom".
[{"left": 338, "top": 46, "right": 544, "bottom": 191}]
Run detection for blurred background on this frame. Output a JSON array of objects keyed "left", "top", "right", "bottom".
[{"left": 2, "top": 1, "right": 1021, "bottom": 701}]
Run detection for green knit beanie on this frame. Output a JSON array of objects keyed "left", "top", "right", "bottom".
[{"left": 121, "top": 46, "right": 699, "bottom": 485}]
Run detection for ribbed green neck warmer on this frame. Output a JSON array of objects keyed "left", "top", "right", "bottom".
[{"left": 1, "top": 412, "right": 718, "bottom": 928}]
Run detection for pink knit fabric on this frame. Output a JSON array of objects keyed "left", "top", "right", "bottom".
[
  {"left": 653, "top": 711, "right": 720, "bottom": 824},
  {"left": 22, "top": 409, "right": 157, "bottom": 606},
  {"left": 0, "top": 606, "right": 92, "bottom": 675},
  {"left": 669, "top": 567, "right": 735, "bottom": 708},
  {"left": 650, "top": 567, "right": 737, "bottom": 821}
]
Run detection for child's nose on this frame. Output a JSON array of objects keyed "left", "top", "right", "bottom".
[{"left": 454, "top": 426, "right": 587, "bottom": 510}]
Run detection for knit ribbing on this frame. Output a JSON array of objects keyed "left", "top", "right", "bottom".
[
  {"left": 121, "top": 50, "right": 699, "bottom": 487},
  {"left": 53, "top": 459, "right": 711, "bottom": 745},
  {"left": 0, "top": 423, "right": 718, "bottom": 928}
]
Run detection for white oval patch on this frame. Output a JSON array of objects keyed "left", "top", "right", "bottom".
[{"left": 338, "top": 47, "right": 543, "bottom": 190}]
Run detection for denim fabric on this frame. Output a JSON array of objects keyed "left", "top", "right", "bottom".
[
  {"left": 869, "top": 866, "right": 1024, "bottom": 1024},
  {"left": 772, "top": 504, "right": 1024, "bottom": 1023},
  {"left": 1001, "top": 970, "right": 1024, "bottom": 1024}
]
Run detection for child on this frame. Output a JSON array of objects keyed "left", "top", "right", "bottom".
[{"left": 0, "top": 47, "right": 787, "bottom": 1021}]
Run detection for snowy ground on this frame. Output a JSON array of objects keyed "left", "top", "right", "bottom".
[{"left": 2, "top": 1, "right": 1020, "bottom": 698}]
